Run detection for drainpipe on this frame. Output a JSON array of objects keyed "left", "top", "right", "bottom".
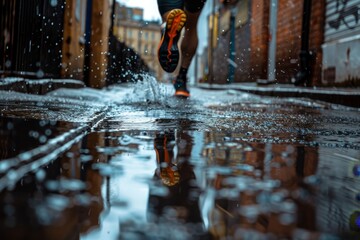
[
  {"left": 268, "top": 0, "right": 278, "bottom": 83},
  {"left": 107, "top": 0, "right": 116, "bottom": 86},
  {"left": 208, "top": 0, "right": 216, "bottom": 84},
  {"left": 292, "top": 0, "right": 313, "bottom": 86},
  {"left": 227, "top": 7, "right": 237, "bottom": 84},
  {"left": 83, "top": 0, "right": 93, "bottom": 86},
  {"left": 109, "top": 0, "right": 116, "bottom": 37}
]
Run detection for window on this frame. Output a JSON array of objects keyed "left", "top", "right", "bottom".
[
  {"left": 133, "top": 14, "right": 142, "bottom": 21},
  {"left": 151, "top": 46, "right": 155, "bottom": 56}
]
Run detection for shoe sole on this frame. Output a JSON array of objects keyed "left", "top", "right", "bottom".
[
  {"left": 158, "top": 9, "right": 186, "bottom": 73},
  {"left": 174, "top": 90, "right": 190, "bottom": 98}
]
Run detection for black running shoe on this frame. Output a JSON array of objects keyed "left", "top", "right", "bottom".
[
  {"left": 157, "top": 9, "right": 186, "bottom": 73},
  {"left": 173, "top": 78, "right": 190, "bottom": 98}
]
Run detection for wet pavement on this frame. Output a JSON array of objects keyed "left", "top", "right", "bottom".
[{"left": 1, "top": 75, "right": 360, "bottom": 239}]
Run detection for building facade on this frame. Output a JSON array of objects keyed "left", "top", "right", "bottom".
[
  {"left": 322, "top": 0, "right": 360, "bottom": 86},
  {"left": 62, "top": 0, "right": 113, "bottom": 88},
  {"left": 0, "top": 0, "right": 114, "bottom": 89},
  {"left": 0, "top": 0, "right": 65, "bottom": 79},
  {"left": 113, "top": 4, "right": 166, "bottom": 81},
  {"left": 206, "top": 0, "right": 360, "bottom": 87}
]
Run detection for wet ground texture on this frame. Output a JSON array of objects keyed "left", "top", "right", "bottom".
[{"left": 1, "top": 76, "right": 360, "bottom": 240}]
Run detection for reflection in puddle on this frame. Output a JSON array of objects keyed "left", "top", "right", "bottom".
[
  {"left": 1, "top": 129, "right": 360, "bottom": 239},
  {"left": 0, "top": 117, "right": 78, "bottom": 159}
]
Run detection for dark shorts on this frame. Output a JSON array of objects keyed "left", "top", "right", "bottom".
[{"left": 157, "top": 0, "right": 207, "bottom": 16}]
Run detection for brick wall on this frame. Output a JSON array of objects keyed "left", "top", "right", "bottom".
[
  {"left": 250, "top": 0, "right": 269, "bottom": 81},
  {"left": 275, "top": 0, "right": 325, "bottom": 85},
  {"left": 275, "top": 0, "right": 303, "bottom": 83},
  {"left": 210, "top": 0, "right": 325, "bottom": 85},
  {"left": 309, "top": 0, "right": 325, "bottom": 86}
]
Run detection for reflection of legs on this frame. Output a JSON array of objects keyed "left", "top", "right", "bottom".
[
  {"left": 154, "top": 131, "right": 179, "bottom": 186},
  {"left": 151, "top": 131, "right": 203, "bottom": 226},
  {"left": 154, "top": 131, "right": 175, "bottom": 163},
  {"left": 176, "top": 130, "right": 193, "bottom": 162},
  {"left": 154, "top": 131, "right": 193, "bottom": 165},
  {"left": 154, "top": 131, "right": 194, "bottom": 185}
]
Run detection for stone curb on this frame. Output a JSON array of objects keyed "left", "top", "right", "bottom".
[
  {"left": 197, "top": 83, "right": 360, "bottom": 108},
  {"left": 0, "top": 107, "right": 108, "bottom": 191},
  {"left": 0, "top": 78, "right": 85, "bottom": 95}
]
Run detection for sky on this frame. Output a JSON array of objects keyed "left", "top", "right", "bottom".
[{"left": 117, "top": 0, "right": 161, "bottom": 21}]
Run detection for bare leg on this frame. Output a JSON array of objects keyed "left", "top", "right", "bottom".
[{"left": 180, "top": 10, "right": 201, "bottom": 69}]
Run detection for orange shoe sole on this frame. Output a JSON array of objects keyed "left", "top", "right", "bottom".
[
  {"left": 157, "top": 9, "right": 187, "bottom": 73},
  {"left": 174, "top": 90, "right": 190, "bottom": 98}
]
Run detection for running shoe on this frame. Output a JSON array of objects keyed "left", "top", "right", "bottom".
[
  {"left": 173, "top": 78, "right": 190, "bottom": 98},
  {"left": 157, "top": 9, "right": 187, "bottom": 73}
]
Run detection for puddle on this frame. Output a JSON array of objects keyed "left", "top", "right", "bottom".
[
  {"left": 1, "top": 129, "right": 360, "bottom": 239},
  {"left": 1, "top": 79, "right": 360, "bottom": 239}
]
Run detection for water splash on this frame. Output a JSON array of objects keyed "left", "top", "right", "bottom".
[{"left": 124, "top": 73, "right": 171, "bottom": 105}]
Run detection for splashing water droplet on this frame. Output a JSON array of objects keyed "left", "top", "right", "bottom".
[{"left": 36, "top": 69, "right": 45, "bottom": 78}]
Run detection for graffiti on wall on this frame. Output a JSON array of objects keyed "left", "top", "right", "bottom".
[{"left": 328, "top": 0, "right": 359, "bottom": 30}]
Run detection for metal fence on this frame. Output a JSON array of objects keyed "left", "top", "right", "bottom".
[{"left": 0, "top": 0, "right": 65, "bottom": 78}]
